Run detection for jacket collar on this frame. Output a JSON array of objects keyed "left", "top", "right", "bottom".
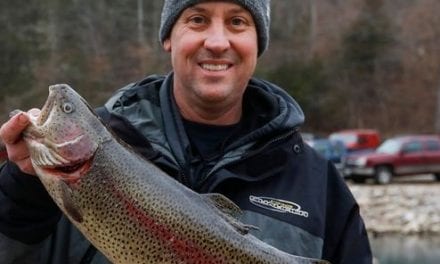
[{"left": 105, "top": 72, "right": 305, "bottom": 182}]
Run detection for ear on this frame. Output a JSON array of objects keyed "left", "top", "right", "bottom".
[{"left": 163, "top": 38, "right": 171, "bottom": 52}]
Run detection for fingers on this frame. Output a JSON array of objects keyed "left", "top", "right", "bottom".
[
  {"left": 5, "top": 139, "right": 30, "bottom": 163},
  {"left": 13, "top": 157, "right": 36, "bottom": 175},
  {"left": 0, "top": 112, "right": 36, "bottom": 175},
  {"left": 0, "top": 112, "right": 29, "bottom": 145}
]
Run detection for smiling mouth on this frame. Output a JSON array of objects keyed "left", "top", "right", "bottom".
[{"left": 200, "top": 63, "right": 230, "bottom": 71}]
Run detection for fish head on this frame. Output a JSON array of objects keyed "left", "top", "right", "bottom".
[{"left": 23, "top": 84, "right": 110, "bottom": 184}]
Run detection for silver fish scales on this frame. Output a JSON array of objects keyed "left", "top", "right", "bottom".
[{"left": 20, "top": 84, "right": 330, "bottom": 264}]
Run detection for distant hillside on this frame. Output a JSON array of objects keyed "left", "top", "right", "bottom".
[{"left": 1, "top": 0, "right": 440, "bottom": 135}]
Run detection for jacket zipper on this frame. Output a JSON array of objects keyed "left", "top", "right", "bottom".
[
  {"left": 244, "top": 128, "right": 300, "bottom": 158},
  {"left": 197, "top": 128, "right": 300, "bottom": 189}
]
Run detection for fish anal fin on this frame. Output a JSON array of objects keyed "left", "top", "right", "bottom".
[
  {"left": 59, "top": 181, "right": 83, "bottom": 223},
  {"left": 202, "top": 193, "right": 258, "bottom": 235}
]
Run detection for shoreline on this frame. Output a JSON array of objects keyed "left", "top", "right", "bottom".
[{"left": 348, "top": 181, "right": 440, "bottom": 235}]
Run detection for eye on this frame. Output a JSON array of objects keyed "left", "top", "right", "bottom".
[
  {"left": 62, "top": 102, "right": 75, "bottom": 113},
  {"left": 189, "top": 15, "right": 206, "bottom": 25},
  {"left": 231, "top": 17, "right": 246, "bottom": 26}
]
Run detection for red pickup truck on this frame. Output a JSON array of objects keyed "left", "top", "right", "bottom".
[
  {"left": 329, "top": 129, "right": 380, "bottom": 153},
  {"left": 344, "top": 135, "right": 440, "bottom": 184}
]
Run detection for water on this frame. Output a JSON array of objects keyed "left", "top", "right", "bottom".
[{"left": 370, "top": 235, "right": 440, "bottom": 264}]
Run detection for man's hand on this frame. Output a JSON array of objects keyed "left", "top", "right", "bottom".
[{"left": 0, "top": 109, "right": 40, "bottom": 175}]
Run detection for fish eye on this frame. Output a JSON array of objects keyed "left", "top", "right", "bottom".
[{"left": 62, "top": 102, "right": 75, "bottom": 113}]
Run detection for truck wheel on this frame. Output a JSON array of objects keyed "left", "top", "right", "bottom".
[
  {"left": 351, "top": 175, "right": 366, "bottom": 184},
  {"left": 375, "top": 166, "right": 392, "bottom": 184}
]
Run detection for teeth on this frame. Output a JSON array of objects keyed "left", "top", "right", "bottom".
[{"left": 201, "top": 64, "right": 228, "bottom": 71}]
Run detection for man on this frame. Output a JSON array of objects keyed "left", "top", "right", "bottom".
[{"left": 0, "top": 0, "right": 372, "bottom": 263}]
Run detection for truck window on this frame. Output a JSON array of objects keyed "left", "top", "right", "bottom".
[
  {"left": 402, "top": 141, "right": 422, "bottom": 153},
  {"left": 425, "top": 140, "right": 440, "bottom": 151}
]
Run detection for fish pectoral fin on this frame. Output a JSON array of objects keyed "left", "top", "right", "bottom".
[
  {"left": 202, "top": 193, "right": 259, "bottom": 235},
  {"left": 59, "top": 181, "right": 84, "bottom": 223}
]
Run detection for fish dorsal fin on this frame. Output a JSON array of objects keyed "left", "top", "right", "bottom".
[
  {"left": 203, "top": 193, "right": 242, "bottom": 218},
  {"left": 202, "top": 193, "right": 258, "bottom": 235}
]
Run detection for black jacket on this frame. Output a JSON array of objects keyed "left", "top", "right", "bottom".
[{"left": 0, "top": 73, "right": 372, "bottom": 263}]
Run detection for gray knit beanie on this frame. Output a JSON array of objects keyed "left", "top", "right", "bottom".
[{"left": 159, "top": 0, "right": 271, "bottom": 56}]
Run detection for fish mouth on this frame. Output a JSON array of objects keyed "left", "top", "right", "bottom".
[
  {"left": 35, "top": 84, "right": 72, "bottom": 127},
  {"left": 40, "top": 155, "right": 94, "bottom": 184},
  {"left": 34, "top": 87, "right": 57, "bottom": 127}
]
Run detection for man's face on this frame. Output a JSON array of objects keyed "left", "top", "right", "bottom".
[{"left": 163, "top": 1, "right": 258, "bottom": 114}]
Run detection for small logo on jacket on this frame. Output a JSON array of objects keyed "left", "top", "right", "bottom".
[{"left": 249, "top": 196, "right": 309, "bottom": 218}]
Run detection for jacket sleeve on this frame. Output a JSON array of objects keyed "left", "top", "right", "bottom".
[
  {"left": 322, "top": 163, "right": 373, "bottom": 264},
  {"left": 0, "top": 161, "right": 61, "bottom": 261},
  {"left": 0, "top": 231, "right": 47, "bottom": 264}
]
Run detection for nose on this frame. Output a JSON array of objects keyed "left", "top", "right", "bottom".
[{"left": 204, "top": 21, "right": 230, "bottom": 53}]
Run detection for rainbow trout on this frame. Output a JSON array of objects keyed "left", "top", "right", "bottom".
[{"left": 18, "top": 84, "right": 330, "bottom": 264}]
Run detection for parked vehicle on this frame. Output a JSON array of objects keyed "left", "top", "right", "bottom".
[
  {"left": 300, "top": 132, "right": 316, "bottom": 145},
  {"left": 329, "top": 129, "right": 380, "bottom": 154},
  {"left": 308, "top": 138, "right": 347, "bottom": 171},
  {"left": 344, "top": 135, "right": 440, "bottom": 184}
]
